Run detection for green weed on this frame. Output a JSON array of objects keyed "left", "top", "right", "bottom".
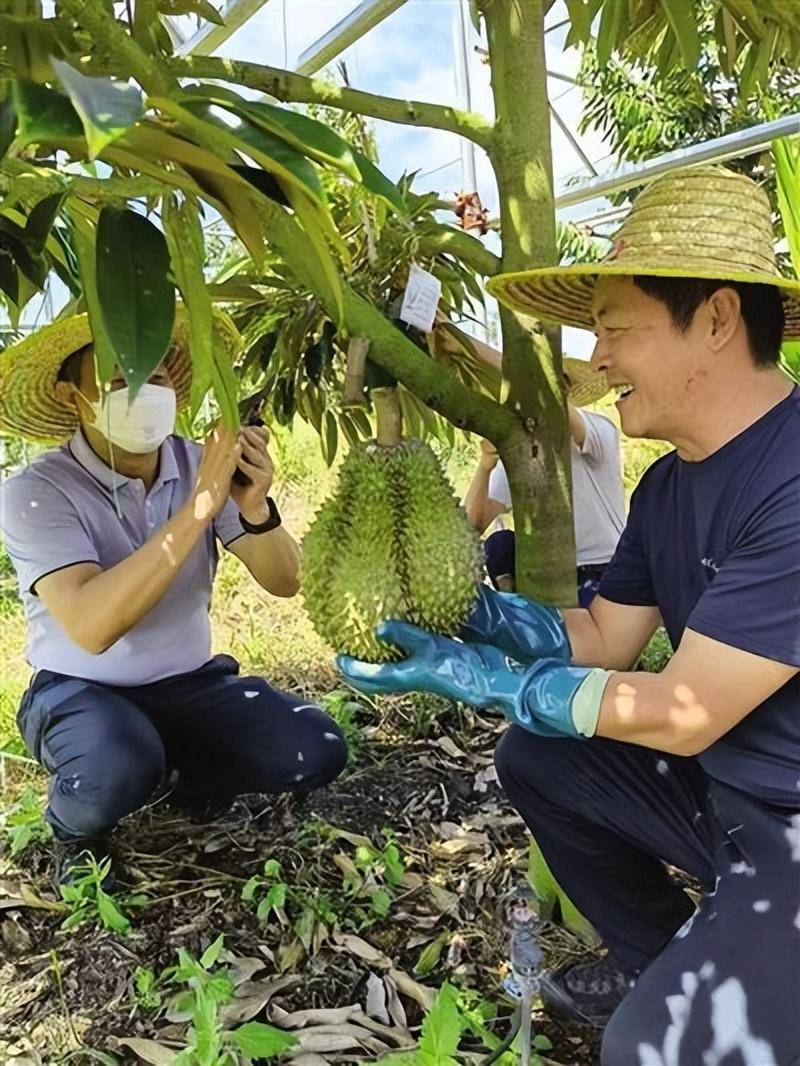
[
  {"left": 3, "top": 786, "right": 52, "bottom": 855},
  {"left": 59, "top": 854, "right": 148, "bottom": 934}
]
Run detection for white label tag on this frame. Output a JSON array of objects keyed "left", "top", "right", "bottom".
[{"left": 399, "top": 264, "right": 441, "bottom": 333}]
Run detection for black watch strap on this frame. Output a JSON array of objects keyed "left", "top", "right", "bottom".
[{"left": 239, "top": 496, "right": 281, "bottom": 534}]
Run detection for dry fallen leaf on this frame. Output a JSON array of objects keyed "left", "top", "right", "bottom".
[
  {"left": 365, "top": 971, "right": 389, "bottom": 1025},
  {"left": 330, "top": 931, "right": 390, "bottom": 968},
  {"left": 116, "top": 1037, "right": 177, "bottom": 1065}
]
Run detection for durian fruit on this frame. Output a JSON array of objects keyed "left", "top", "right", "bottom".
[{"left": 302, "top": 437, "right": 483, "bottom": 662}]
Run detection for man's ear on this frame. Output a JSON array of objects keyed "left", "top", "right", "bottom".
[{"left": 704, "top": 287, "right": 741, "bottom": 352}]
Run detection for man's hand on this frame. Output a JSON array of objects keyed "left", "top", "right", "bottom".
[
  {"left": 479, "top": 438, "right": 499, "bottom": 471},
  {"left": 230, "top": 425, "right": 274, "bottom": 523},
  {"left": 193, "top": 426, "right": 241, "bottom": 523}
]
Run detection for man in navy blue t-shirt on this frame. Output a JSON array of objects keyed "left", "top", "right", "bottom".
[{"left": 340, "top": 167, "right": 800, "bottom": 1066}]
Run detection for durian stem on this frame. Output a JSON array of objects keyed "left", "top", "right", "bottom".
[
  {"left": 343, "top": 336, "right": 370, "bottom": 407},
  {"left": 373, "top": 387, "right": 402, "bottom": 446}
]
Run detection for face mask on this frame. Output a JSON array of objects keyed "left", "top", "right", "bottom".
[{"left": 82, "top": 383, "right": 177, "bottom": 454}]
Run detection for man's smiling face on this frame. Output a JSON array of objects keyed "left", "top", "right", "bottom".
[{"left": 589, "top": 276, "right": 706, "bottom": 441}]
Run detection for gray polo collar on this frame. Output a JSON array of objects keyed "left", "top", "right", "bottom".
[{"left": 68, "top": 430, "right": 180, "bottom": 494}]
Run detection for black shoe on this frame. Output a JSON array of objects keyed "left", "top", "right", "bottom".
[
  {"left": 540, "top": 955, "right": 634, "bottom": 1029},
  {"left": 53, "top": 838, "right": 118, "bottom": 892}
]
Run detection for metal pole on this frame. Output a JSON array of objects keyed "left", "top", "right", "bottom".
[
  {"left": 550, "top": 102, "right": 598, "bottom": 176},
  {"left": 295, "top": 0, "right": 408, "bottom": 75},
  {"left": 556, "top": 112, "right": 800, "bottom": 208},
  {"left": 453, "top": 0, "right": 477, "bottom": 191},
  {"left": 173, "top": 0, "right": 273, "bottom": 57}
]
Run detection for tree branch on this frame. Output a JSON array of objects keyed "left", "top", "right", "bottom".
[
  {"left": 416, "top": 226, "right": 501, "bottom": 277},
  {"left": 58, "top": 0, "right": 175, "bottom": 96},
  {"left": 166, "top": 55, "right": 495, "bottom": 152}
]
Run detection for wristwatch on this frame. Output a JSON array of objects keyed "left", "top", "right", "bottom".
[{"left": 239, "top": 496, "right": 282, "bottom": 534}]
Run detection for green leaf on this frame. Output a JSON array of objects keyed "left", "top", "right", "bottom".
[
  {"left": 414, "top": 932, "right": 450, "bottom": 977},
  {"left": 263, "top": 858, "right": 282, "bottom": 879},
  {"left": 95, "top": 206, "right": 176, "bottom": 399},
  {"left": 168, "top": 96, "right": 326, "bottom": 204},
  {"left": 657, "top": 0, "right": 701, "bottom": 68},
  {"left": 24, "top": 192, "right": 66, "bottom": 255},
  {"left": 773, "top": 136, "right": 800, "bottom": 268},
  {"left": 0, "top": 94, "right": 16, "bottom": 158},
  {"left": 50, "top": 59, "right": 143, "bottom": 159},
  {"left": 370, "top": 889, "right": 392, "bottom": 916},
  {"left": 418, "top": 982, "right": 463, "bottom": 1065},
  {"left": 158, "top": 0, "right": 225, "bottom": 23},
  {"left": 163, "top": 193, "right": 213, "bottom": 416},
  {"left": 241, "top": 876, "right": 260, "bottom": 903},
  {"left": 533, "top": 1034, "right": 554, "bottom": 1051},
  {"left": 320, "top": 409, "right": 338, "bottom": 466},
  {"left": 596, "top": 0, "right": 628, "bottom": 67},
  {"left": 68, "top": 205, "right": 117, "bottom": 386},
  {"left": 229, "top": 1021, "right": 297, "bottom": 1059},
  {"left": 11, "top": 80, "right": 83, "bottom": 146},
  {"left": 200, "top": 933, "right": 225, "bottom": 970},
  {"left": 97, "top": 890, "right": 131, "bottom": 934}
]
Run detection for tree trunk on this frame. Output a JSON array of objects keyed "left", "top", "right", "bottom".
[{"left": 483, "top": 0, "right": 576, "bottom": 605}]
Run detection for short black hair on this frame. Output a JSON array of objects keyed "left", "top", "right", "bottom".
[
  {"left": 632, "top": 276, "right": 785, "bottom": 367},
  {"left": 57, "top": 343, "right": 93, "bottom": 386}
]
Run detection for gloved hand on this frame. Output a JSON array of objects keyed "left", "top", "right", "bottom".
[
  {"left": 337, "top": 620, "right": 611, "bottom": 739},
  {"left": 459, "top": 584, "right": 571, "bottom": 664}
]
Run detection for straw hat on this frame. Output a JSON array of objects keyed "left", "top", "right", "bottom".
[
  {"left": 0, "top": 307, "right": 240, "bottom": 443},
  {"left": 487, "top": 166, "right": 800, "bottom": 339},
  {"left": 563, "top": 356, "right": 609, "bottom": 407}
]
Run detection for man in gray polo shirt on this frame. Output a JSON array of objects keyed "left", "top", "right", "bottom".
[{"left": 0, "top": 313, "right": 347, "bottom": 884}]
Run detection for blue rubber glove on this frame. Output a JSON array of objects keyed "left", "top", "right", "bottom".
[
  {"left": 337, "top": 620, "right": 611, "bottom": 739},
  {"left": 459, "top": 584, "right": 571, "bottom": 664}
]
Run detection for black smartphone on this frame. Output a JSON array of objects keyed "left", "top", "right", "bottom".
[{"left": 232, "top": 399, "right": 266, "bottom": 487}]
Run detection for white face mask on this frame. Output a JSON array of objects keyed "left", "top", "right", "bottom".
[{"left": 83, "top": 383, "right": 177, "bottom": 454}]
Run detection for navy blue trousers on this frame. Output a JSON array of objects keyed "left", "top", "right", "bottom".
[
  {"left": 17, "top": 654, "right": 347, "bottom": 842},
  {"left": 495, "top": 728, "right": 800, "bottom": 1065},
  {"left": 484, "top": 529, "right": 605, "bottom": 608}
]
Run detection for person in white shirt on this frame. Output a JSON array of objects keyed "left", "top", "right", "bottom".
[{"left": 464, "top": 360, "right": 625, "bottom": 606}]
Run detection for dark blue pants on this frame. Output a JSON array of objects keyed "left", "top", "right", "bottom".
[
  {"left": 484, "top": 530, "right": 605, "bottom": 608},
  {"left": 495, "top": 728, "right": 800, "bottom": 1065},
  {"left": 17, "top": 655, "right": 347, "bottom": 842}
]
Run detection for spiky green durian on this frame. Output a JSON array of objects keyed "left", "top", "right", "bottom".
[{"left": 301, "top": 439, "right": 483, "bottom": 661}]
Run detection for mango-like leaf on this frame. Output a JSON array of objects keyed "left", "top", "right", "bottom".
[
  {"left": 12, "top": 80, "right": 83, "bottom": 146},
  {"left": 163, "top": 193, "right": 214, "bottom": 416},
  {"left": 51, "top": 58, "right": 144, "bottom": 159},
  {"left": 229, "top": 1021, "right": 297, "bottom": 1059},
  {"left": 95, "top": 207, "right": 175, "bottom": 398},
  {"left": 24, "top": 192, "right": 66, "bottom": 255},
  {"left": 657, "top": 0, "right": 701, "bottom": 68},
  {"left": 193, "top": 86, "right": 406, "bottom": 214},
  {"left": 67, "top": 206, "right": 117, "bottom": 385},
  {"left": 596, "top": 0, "right": 628, "bottom": 67}
]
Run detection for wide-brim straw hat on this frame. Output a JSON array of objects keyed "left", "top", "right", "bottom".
[
  {"left": 0, "top": 307, "right": 240, "bottom": 443},
  {"left": 563, "top": 356, "right": 609, "bottom": 407},
  {"left": 487, "top": 166, "right": 800, "bottom": 339}
]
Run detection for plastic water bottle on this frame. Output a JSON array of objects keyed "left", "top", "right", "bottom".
[{"left": 501, "top": 885, "right": 544, "bottom": 1000}]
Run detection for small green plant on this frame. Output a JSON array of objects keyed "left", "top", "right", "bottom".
[
  {"left": 319, "top": 689, "right": 365, "bottom": 762},
  {"left": 3, "top": 786, "right": 52, "bottom": 856},
  {"left": 166, "top": 935, "right": 297, "bottom": 1065},
  {"left": 241, "top": 858, "right": 289, "bottom": 923},
  {"left": 384, "top": 984, "right": 553, "bottom": 1066},
  {"left": 133, "top": 965, "right": 164, "bottom": 1013},
  {"left": 59, "top": 854, "right": 147, "bottom": 934}
]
